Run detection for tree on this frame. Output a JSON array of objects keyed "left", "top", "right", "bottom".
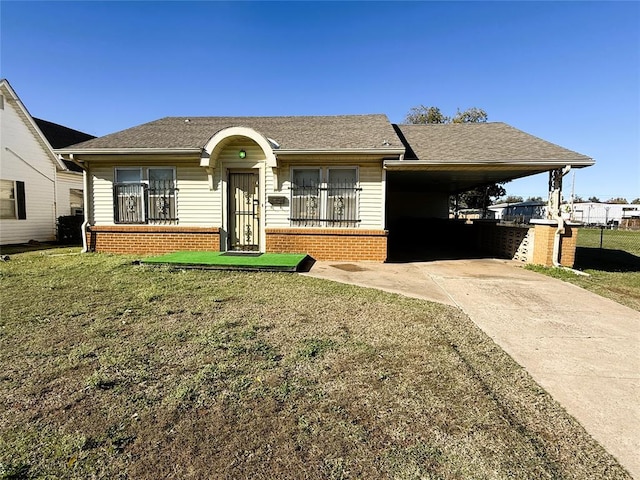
[
  {"left": 404, "top": 106, "right": 450, "bottom": 124},
  {"left": 405, "top": 105, "right": 499, "bottom": 210},
  {"left": 606, "top": 197, "right": 628, "bottom": 204},
  {"left": 588, "top": 196, "right": 600, "bottom": 203},
  {"left": 456, "top": 184, "right": 506, "bottom": 210},
  {"left": 499, "top": 195, "right": 523, "bottom": 204},
  {"left": 451, "top": 107, "right": 488, "bottom": 124},
  {"left": 573, "top": 195, "right": 584, "bottom": 203},
  {"left": 526, "top": 196, "right": 543, "bottom": 202},
  {"left": 632, "top": 198, "right": 640, "bottom": 205}
]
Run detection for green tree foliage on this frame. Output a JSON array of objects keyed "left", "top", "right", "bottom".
[
  {"left": 498, "top": 195, "right": 524, "bottom": 204},
  {"left": 458, "top": 184, "right": 506, "bottom": 209},
  {"left": 404, "top": 105, "right": 450, "bottom": 124},
  {"left": 606, "top": 197, "right": 628, "bottom": 204},
  {"left": 405, "top": 105, "right": 489, "bottom": 125},
  {"left": 451, "top": 107, "right": 488, "bottom": 124},
  {"left": 588, "top": 196, "right": 601, "bottom": 203},
  {"left": 526, "top": 196, "right": 544, "bottom": 202},
  {"left": 631, "top": 198, "right": 640, "bottom": 205}
]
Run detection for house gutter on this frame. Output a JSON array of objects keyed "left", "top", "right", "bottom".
[
  {"left": 57, "top": 148, "right": 202, "bottom": 155},
  {"left": 383, "top": 159, "right": 594, "bottom": 169},
  {"left": 275, "top": 148, "right": 405, "bottom": 156},
  {"left": 57, "top": 148, "right": 203, "bottom": 165}
]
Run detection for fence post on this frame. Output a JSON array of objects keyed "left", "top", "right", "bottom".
[{"left": 600, "top": 225, "right": 604, "bottom": 249}]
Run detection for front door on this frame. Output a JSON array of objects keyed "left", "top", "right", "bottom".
[{"left": 228, "top": 171, "right": 260, "bottom": 251}]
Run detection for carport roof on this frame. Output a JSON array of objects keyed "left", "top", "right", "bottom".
[
  {"left": 393, "top": 122, "right": 593, "bottom": 165},
  {"left": 386, "top": 122, "right": 593, "bottom": 193}
]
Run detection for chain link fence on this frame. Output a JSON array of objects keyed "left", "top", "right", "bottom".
[{"left": 575, "top": 226, "right": 640, "bottom": 271}]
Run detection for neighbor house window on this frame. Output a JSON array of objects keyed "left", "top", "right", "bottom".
[
  {"left": 113, "top": 168, "right": 177, "bottom": 224},
  {"left": 1, "top": 179, "right": 26, "bottom": 220},
  {"left": 290, "top": 167, "right": 360, "bottom": 227},
  {"left": 69, "top": 188, "right": 84, "bottom": 216}
]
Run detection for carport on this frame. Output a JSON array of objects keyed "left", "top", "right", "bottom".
[{"left": 385, "top": 122, "right": 594, "bottom": 261}]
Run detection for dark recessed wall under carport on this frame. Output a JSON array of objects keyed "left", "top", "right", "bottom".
[
  {"left": 385, "top": 171, "right": 496, "bottom": 262},
  {"left": 385, "top": 174, "right": 474, "bottom": 261}
]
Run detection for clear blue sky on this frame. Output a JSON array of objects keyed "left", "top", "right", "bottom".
[{"left": 2, "top": 1, "right": 638, "bottom": 201}]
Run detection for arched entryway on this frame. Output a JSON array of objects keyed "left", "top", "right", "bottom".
[{"left": 200, "top": 127, "right": 278, "bottom": 252}]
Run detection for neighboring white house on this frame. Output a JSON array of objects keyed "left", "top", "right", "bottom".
[
  {"left": 488, "top": 200, "right": 547, "bottom": 224},
  {"left": 565, "top": 202, "right": 640, "bottom": 226},
  {"left": 0, "top": 79, "right": 94, "bottom": 244}
]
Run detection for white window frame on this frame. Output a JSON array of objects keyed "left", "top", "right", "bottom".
[
  {"left": 113, "top": 167, "right": 177, "bottom": 224},
  {"left": 289, "top": 166, "right": 360, "bottom": 227},
  {"left": 0, "top": 179, "right": 17, "bottom": 219}
]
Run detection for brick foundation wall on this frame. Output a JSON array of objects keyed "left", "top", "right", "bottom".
[
  {"left": 470, "top": 221, "right": 578, "bottom": 267},
  {"left": 266, "top": 228, "right": 387, "bottom": 261},
  {"left": 532, "top": 223, "right": 578, "bottom": 267},
  {"left": 86, "top": 226, "right": 220, "bottom": 254},
  {"left": 473, "top": 222, "right": 533, "bottom": 262}
]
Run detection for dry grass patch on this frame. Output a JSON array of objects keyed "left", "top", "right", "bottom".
[{"left": 0, "top": 250, "right": 630, "bottom": 479}]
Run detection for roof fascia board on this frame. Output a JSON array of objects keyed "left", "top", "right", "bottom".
[
  {"left": 384, "top": 159, "right": 594, "bottom": 169},
  {"left": 276, "top": 148, "right": 405, "bottom": 156},
  {"left": 56, "top": 148, "right": 202, "bottom": 155},
  {"left": 58, "top": 150, "right": 202, "bottom": 163},
  {"left": 1, "top": 79, "right": 68, "bottom": 171}
]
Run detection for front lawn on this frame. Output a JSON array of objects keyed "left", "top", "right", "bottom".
[
  {"left": 528, "top": 228, "right": 640, "bottom": 312},
  {"left": 0, "top": 250, "right": 629, "bottom": 479}
]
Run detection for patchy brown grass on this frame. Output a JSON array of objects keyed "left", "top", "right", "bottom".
[
  {"left": 0, "top": 249, "right": 630, "bottom": 479},
  {"left": 527, "top": 229, "right": 640, "bottom": 312}
]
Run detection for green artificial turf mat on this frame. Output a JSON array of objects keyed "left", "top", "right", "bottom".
[{"left": 142, "top": 251, "right": 308, "bottom": 270}]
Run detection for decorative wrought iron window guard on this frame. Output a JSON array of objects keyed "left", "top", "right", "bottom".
[
  {"left": 290, "top": 182, "right": 361, "bottom": 227},
  {"left": 113, "top": 181, "right": 178, "bottom": 224}
]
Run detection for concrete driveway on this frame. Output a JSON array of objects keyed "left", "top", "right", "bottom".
[{"left": 303, "top": 258, "right": 640, "bottom": 478}]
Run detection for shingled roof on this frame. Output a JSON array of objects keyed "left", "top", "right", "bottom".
[
  {"left": 66, "top": 114, "right": 403, "bottom": 152},
  {"left": 394, "top": 122, "right": 593, "bottom": 165}
]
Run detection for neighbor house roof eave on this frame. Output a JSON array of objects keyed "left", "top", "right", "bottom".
[{"left": 1, "top": 79, "right": 69, "bottom": 171}]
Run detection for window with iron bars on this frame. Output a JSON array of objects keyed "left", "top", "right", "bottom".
[
  {"left": 290, "top": 168, "right": 361, "bottom": 227},
  {"left": 113, "top": 168, "right": 178, "bottom": 224}
]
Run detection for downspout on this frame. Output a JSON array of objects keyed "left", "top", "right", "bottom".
[
  {"left": 78, "top": 155, "right": 90, "bottom": 253},
  {"left": 552, "top": 216, "right": 565, "bottom": 267},
  {"left": 550, "top": 165, "right": 571, "bottom": 267}
]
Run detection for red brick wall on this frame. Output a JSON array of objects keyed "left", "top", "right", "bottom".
[
  {"left": 532, "top": 224, "right": 578, "bottom": 267},
  {"left": 87, "top": 226, "right": 220, "bottom": 254},
  {"left": 266, "top": 228, "right": 388, "bottom": 261}
]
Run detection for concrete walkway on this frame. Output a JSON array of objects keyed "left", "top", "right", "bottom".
[{"left": 303, "top": 259, "right": 640, "bottom": 478}]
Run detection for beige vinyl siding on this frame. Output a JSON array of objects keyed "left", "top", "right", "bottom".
[
  {"left": 55, "top": 171, "right": 83, "bottom": 217},
  {"left": 358, "top": 163, "right": 384, "bottom": 229},
  {"left": 265, "top": 166, "right": 290, "bottom": 227},
  {"left": 277, "top": 160, "right": 385, "bottom": 230},
  {"left": 174, "top": 164, "right": 217, "bottom": 226},
  {"left": 90, "top": 161, "right": 220, "bottom": 227},
  {"left": 0, "top": 94, "right": 57, "bottom": 243},
  {"left": 86, "top": 150, "right": 386, "bottom": 231},
  {"left": 90, "top": 165, "right": 115, "bottom": 224}
]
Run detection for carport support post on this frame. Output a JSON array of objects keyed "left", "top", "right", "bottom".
[
  {"left": 544, "top": 166, "right": 574, "bottom": 267},
  {"left": 547, "top": 168, "right": 564, "bottom": 220}
]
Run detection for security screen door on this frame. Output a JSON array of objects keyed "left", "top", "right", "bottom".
[{"left": 228, "top": 172, "right": 260, "bottom": 251}]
